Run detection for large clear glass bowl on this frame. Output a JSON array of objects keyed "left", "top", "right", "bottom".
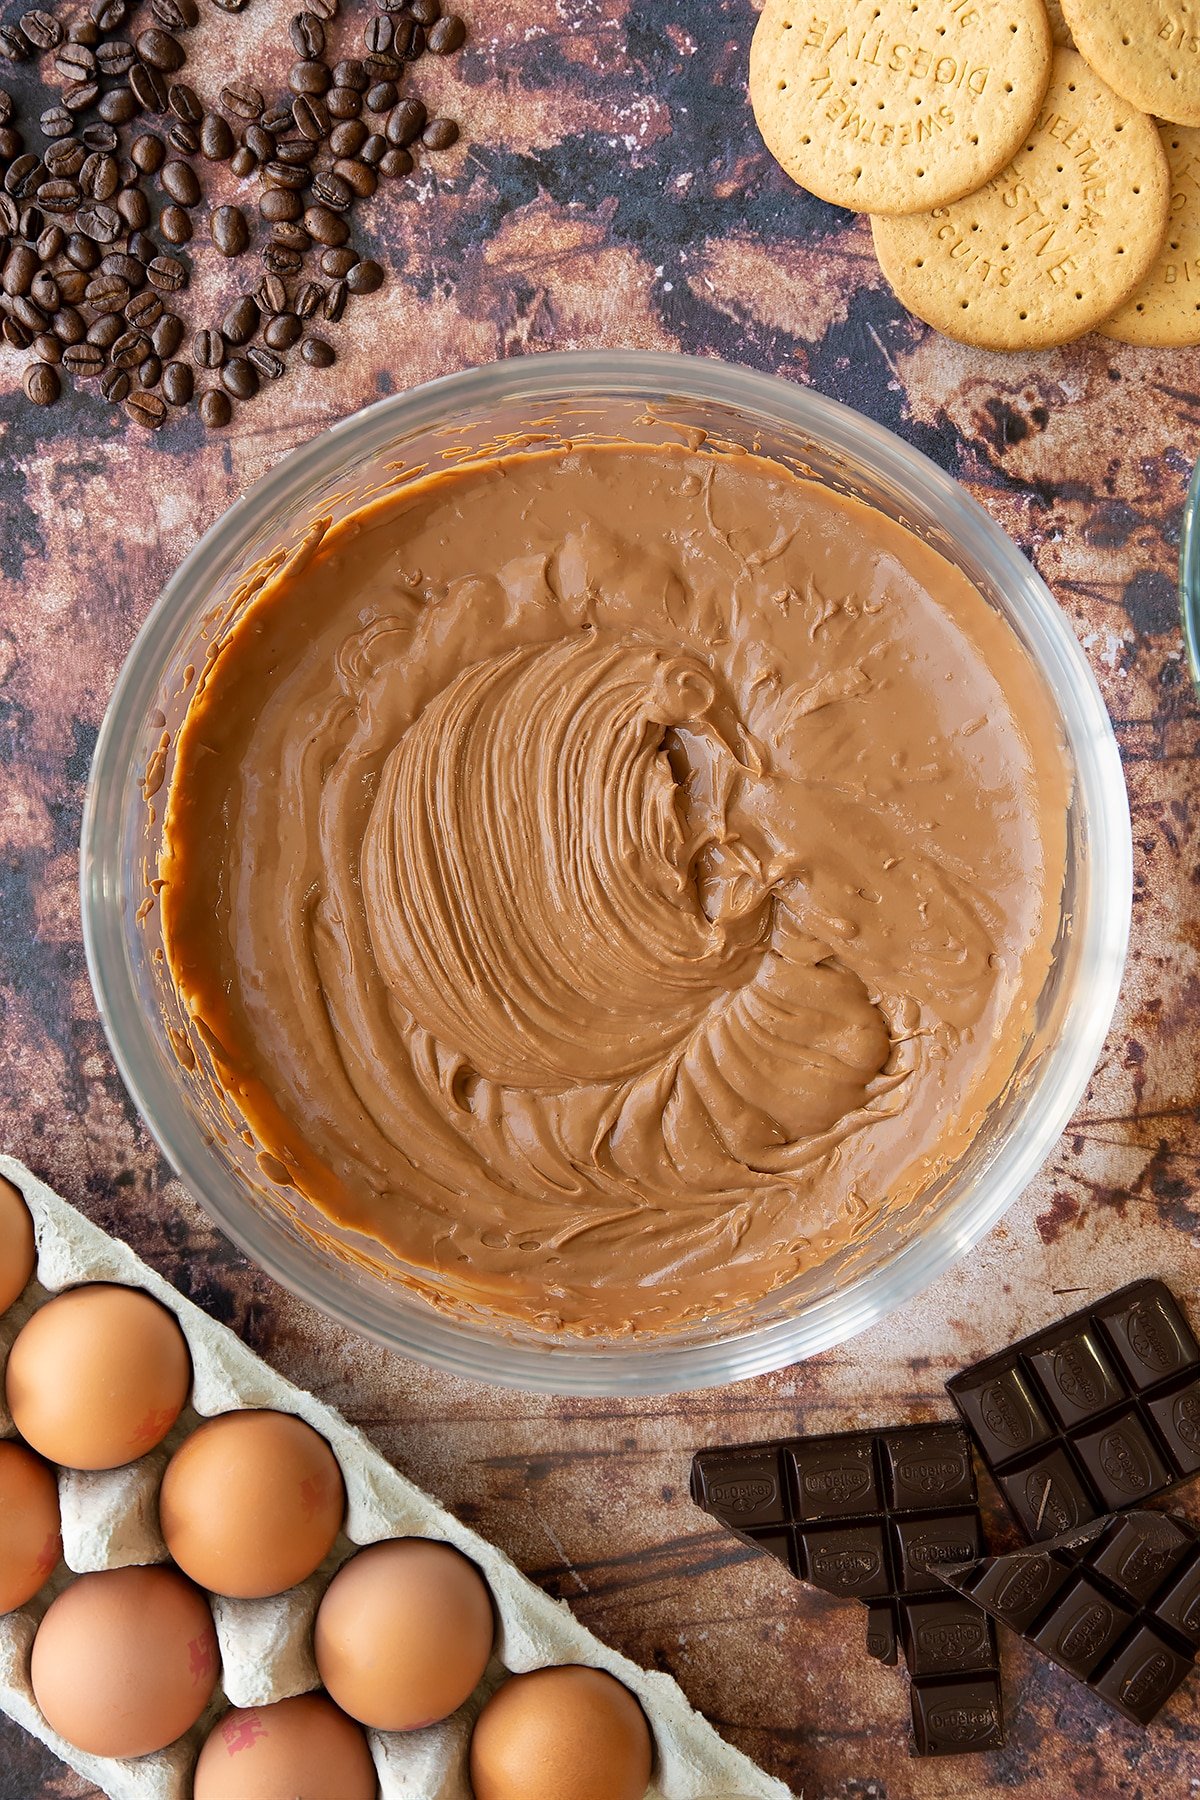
[{"left": 81, "top": 352, "right": 1132, "bottom": 1395}]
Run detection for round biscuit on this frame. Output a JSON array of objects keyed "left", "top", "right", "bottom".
[
  {"left": 748, "top": 0, "right": 1053, "bottom": 217},
  {"left": 1059, "top": 0, "right": 1200, "bottom": 126},
  {"left": 871, "top": 48, "right": 1170, "bottom": 349},
  {"left": 1101, "top": 124, "right": 1200, "bottom": 345}
]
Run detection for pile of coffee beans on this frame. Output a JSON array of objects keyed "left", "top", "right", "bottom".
[{"left": 0, "top": 0, "right": 466, "bottom": 427}]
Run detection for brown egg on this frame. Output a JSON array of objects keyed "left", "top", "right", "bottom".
[
  {"left": 31, "top": 1564, "right": 219, "bottom": 1757},
  {"left": 469, "top": 1665, "right": 654, "bottom": 1800},
  {"left": 0, "top": 1440, "right": 61, "bottom": 1613},
  {"left": 192, "top": 1695, "right": 377, "bottom": 1800},
  {"left": 159, "top": 1409, "right": 346, "bottom": 1599},
  {"left": 0, "top": 1174, "right": 36, "bottom": 1313},
  {"left": 6, "top": 1283, "right": 192, "bottom": 1470},
  {"left": 314, "top": 1538, "right": 494, "bottom": 1730}
]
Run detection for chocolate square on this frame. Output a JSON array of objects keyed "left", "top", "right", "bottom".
[
  {"left": 800, "top": 1523, "right": 891, "bottom": 1599},
  {"left": 909, "top": 1675, "right": 1004, "bottom": 1755},
  {"left": 1087, "top": 1513, "right": 1192, "bottom": 1604},
  {"left": 1074, "top": 1415, "right": 1170, "bottom": 1509},
  {"left": 1090, "top": 1624, "right": 1194, "bottom": 1725},
  {"left": 1028, "top": 1326, "right": 1125, "bottom": 1427},
  {"left": 1029, "top": 1576, "right": 1133, "bottom": 1677},
  {"left": 1147, "top": 1378, "right": 1200, "bottom": 1476},
  {"left": 901, "top": 1596, "right": 996, "bottom": 1679},
  {"left": 1156, "top": 1552, "right": 1200, "bottom": 1649},
  {"left": 966, "top": 1550, "right": 1070, "bottom": 1633},
  {"left": 892, "top": 1513, "right": 984, "bottom": 1594},
  {"left": 866, "top": 1601, "right": 898, "bottom": 1665},
  {"left": 950, "top": 1365, "right": 1052, "bottom": 1466},
  {"left": 747, "top": 1529, "right": 796, "bottom": 1574},
  {"left": 880, "top": 1425, "right": 975, "bottom": 1511},
  {"left": 691, "top": 1447, "right": 786, "bottom": 1529},
  {"left": 998, "top": 1447, "right": 1097, "bottom": 1540},
  {"left": 786, "top": 1435, "right": 878, "bottom": 1521},
  {"left": 1097, "top": 1288, "right": 1200, "bottom": 1389}
]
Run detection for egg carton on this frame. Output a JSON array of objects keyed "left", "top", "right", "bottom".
[{"left": 0, "top": 1157, "right": 793, "bottom": 1800}]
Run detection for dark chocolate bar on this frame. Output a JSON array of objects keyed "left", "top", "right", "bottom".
[
  {"left": 947, "top": 1280, "right": 1200, "bottom": 1541},
  {"left": 939, "top": 1510, "right": 1200, "bottom": 1726},
  {"left": 692, "top": 1424, "right": 1003, "bottom": 1755}
]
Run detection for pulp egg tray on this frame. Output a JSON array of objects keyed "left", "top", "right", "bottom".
[{"left": 0, "top": 1158, "right": 791, "bottom": 1800}]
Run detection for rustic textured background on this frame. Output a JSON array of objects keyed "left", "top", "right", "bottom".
[{"left": 2, "top": 0, "right": 1200, "bottom": 1795}]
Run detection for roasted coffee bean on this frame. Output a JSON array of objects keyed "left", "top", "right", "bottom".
[
  {"left": 56, "top": 41, "right": 95, "bottom": 78},
  {"left": 386, "top": 99, "right": 425, "bottom": 147},
  {"left": 1, "top": 316, "right": 30, "bottom": 347},
  {"left": 211, "top": 203, "right": 248, "bottom": 256},
  {"left": 423, "top": 116, "right": 459, "bottom": 150},
  {"left": 329, "top": 118, "right": 366, "bottom": 157},
  {"left": 125, "top": 387, "right": 166, "bottom": 427},
  {"left": 332, "top": 56, "right": 367, "bottom": 90},
  {"left": 411, "top": 0, "right": 442, "bottom": 23},
  {"left": 365, "top": 80, "right": 397, "bottom": 113},
  {"left": 210, "top": 0, "right": 248, "bottom": 12},
  {"left": 10, "top": 294, "right": 46, "bottom": 332},
  {"left": 303, "top": 204, "right": 347, "bottom": 246},
  {"left": 243, "top": 123, "right": 274, "bottom": 161},
  {"left": 221, "top": 292, "right": 258, "bottom": 343},
  {"left": 147, "top": 253, "right": 186, "bottom": 290},
  {"left": 192, "top": 325, "right": 223, "bottom": 366},
  {"left": 3, "top": 243, "right": 35, "bottom": 297},
  {"left": 76, "top": 201, "right": 121, "bottom": 242},
  {"left": 138, "top": 351, "right": 161, "bottom": 386},
  {"left": 307, "top": 0, "right": 337, "bottom": 20},
  {"left": 346, "top": 257, "right": 383, "bottom": 295},
  {"left": 377, "top": 147, "right": 410, "bottom": 179},
  {"left": 129, "top": 62, "right": 167, "bottom": 112},
  {"left": 152, "top": 0, "right": 198, "bottom": 29},
  {"left": 322, "top": 276, "right": 345, "bottom": 320},
  {"left": 116, "top": 186, "right": 149, "bottom": 229},
  {"left": 91, "top": 0, "right": 128, "bottom": 28},
  {"left": 247, "top": 344, "right": 283, "bottom": 378},
  {"left": 151, "top": 310, "right": 182, "bottom": 355},
  {"left": 99, "top": 250, "right": 144, "bottom": 286},
  {"left": 30, "top": 269, "right": 59, "bottom": 310},
  {"left": 37, "top": 178, "right": 80, "bottom": 214},
  {"left": 40, "top": 105, "right": 74, "bottom": 139},
  {"left": 161, "top": 357, "right": 192, "bottom": 404},
  {"left": 166, "top": 121, "right": 198, "bottom": 153},
  {"left": 0, "top": 92, "right": 11, "bottom": 127},
  {"left": 99, "top": 363, "right": 130, "bottom": 401},
  {"left": 292, "top": 277, "right": 322, "bottom": 317},
  {"left": 0, "top": 192, "right": 17, "bottom": 233},
  {"left": 359, "top": 132, "right": 385, "bottom": 166},
  {"left": 65, "top": 231, "right": 99, "bottom": 269},
  {"left": 229, "top": 145, "right": 256, "bottom": 179},
  {"left": 301, "top": 333, "right": 334, "bottom": 367},
  {"left": 263, "top": 309, "right": 301, "bottom": 348},
  {"left": 98, "top": 88, "right": 138, "bottom": 125},
  {"left": 262, "top": 158, "right": 306, "bottom": 190},
  {"left": 86, "top": 271, "right": 130, "bottom": 311},
  {"left": 364, "top": 15, "right": 392, "bottom": 53},
  {"left": 291, "top": 94, "right": 329, "bottom": 140},
  {"left": 159, "top": 201, "right": 192, "bottom": 242},
  {"left": 221, "top": 80, "right": 262, "bottom": 120},
  {"left": 311, "top": 169, "right": 352, "bottom": 210},
  {"left": 44, "top": 139, "right": 85, "bottom": 178},
  {"left": 67, "top": 15, "right": 100, "bottom": 44},
  {"left": 199, "top": 386, "right": 231, "bottom": 425},
  {"left": 79, "top": 150, "right": 118, "bottom": 199},
  {"left": 96, "top": 39, "right": 136, "bottom": 76},
  {"left": 333, "top": 155, "right": 375, "bottom": 195},
  {"left": 289, "top": 59, "right": 330, "bottom": 96},
  {"left": 255, "top": 270, "right": 287, "bottom": 312},
  {"left": 131, "top": 131, "right": 165, "bottom": 173},
  {"left": 274, "top": 134, "right": 316, "bottom": 165},
  {"left": 269, "top": 220, "right": 309, "bottom": 253},
  {"left": 66, "top": 80, "right": 103, "bottom": 114},
  {"left": 5, "top": 154, "right": 43, "bottom": 198},
  {"left": 290, "top": 10, "right": 324, "bottom": 56},
  {"left": 319, "top": 245, "right": 356, "bottom": 278},
  {"left": 24, "top": 359, "right": 60, "bottom": 405},
  {"left": 0, "top": 123, "right": 25, "bottom": 157},
  {"left": 260, "top": 185, "right": 300, "bottom": 223},
  {"left": 0, "top": 26, "right": 32, "bottom": 62},
  {"left": 325, "top": 85, "right": 361, "bottom": 119},
  {"left": 37, "top": 223, "right": 65, "bottom": 261},
  {"left": 221, "top": 354, "right": 256, "bottom": 397},
  {"left": 21, "top": 8, "right": 62, "bottom": 49},
  {"left": 86, "top": 310, "right": 122, "bottom": 347},
  {"left": 136, "top": 27, "right": 184, "bottom": 71},
  {"left": 427, "top": 13, "right": 465, "bottom": 53},
  {"left": 33, "top": 331, "right": 62, "bottom": 363},
  {"left": 110, "top": 325, "right": 150, "bottom": 367},
  {"left": 393, "top": 17, "right": 423, "bottom": 59},
  {"left": 168, "top": 81, "right": 202, "bottom": 124},
  {"left": 197, "top": 112, "right": 231, "bottom": 161},
  {"left": 63, "top": 340, "right": 104, "bottom": 377},
  {"left": 262, "top": 102, "right": 294, "bottom": 133},
  {"left": 160, "top": 158, "right": 199, "bottom": 205},
  {"left": 16, "top": 202, "right": 43, "bottom": 237},
  {"left": 82, "top": 123, "right": 118, "bottom": 153},
  {"left": 55, "top": 269, "right": 88, "bottom": 303},
  {"left": 126, "top": 289, "right": 163, "bottom": 329}
]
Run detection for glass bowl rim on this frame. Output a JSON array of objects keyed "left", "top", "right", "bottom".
[{"left": 80, "top": 350, "right": 1133, "bottom": 1395}]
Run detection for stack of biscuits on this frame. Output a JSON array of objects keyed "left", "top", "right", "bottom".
[{"left": 750, "top": 0, "right": 1200, "bottom": 350}]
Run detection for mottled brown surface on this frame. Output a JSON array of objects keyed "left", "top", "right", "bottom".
[{"left": 1, "top": 1, "right": 1199, "bottom": 1796}]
